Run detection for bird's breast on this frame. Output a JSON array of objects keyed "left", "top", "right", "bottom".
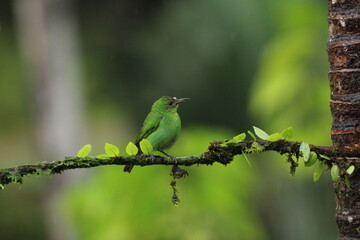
[{"left": 146, "top": 113, "right": 181, "bottom": 151}]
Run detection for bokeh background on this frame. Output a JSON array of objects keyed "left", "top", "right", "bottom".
[{"left": 0, "top": 0, "right": 337, "bottom": 239}]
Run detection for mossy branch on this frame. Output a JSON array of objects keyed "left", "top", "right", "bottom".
[{"left": 0, "top": 139, "right": 358, "bottom": 187}]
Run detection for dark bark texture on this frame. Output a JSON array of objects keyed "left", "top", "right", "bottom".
[
  {"left": 0, "top": 139, "right": 350, "bottom": 187},
  {"left": 328, "top": 0, "right": 360, "bottom": 239}
]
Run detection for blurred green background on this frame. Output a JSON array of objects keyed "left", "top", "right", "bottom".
[{"left": 0, "top": 0, "right": 337, "bottom": 239}]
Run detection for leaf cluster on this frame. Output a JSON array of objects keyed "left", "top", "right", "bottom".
[
  {"left": 76, "top": 139, "right": 155, "bottom": 160},
  {"left": 299, "top": 142, "right": 355, "bottom": 186}
]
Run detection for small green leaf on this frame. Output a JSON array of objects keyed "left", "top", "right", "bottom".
[
  {"left": 280, "top": 127, "right": 293, "bottom": 140},
  {"left": 313, "top": 162, "right": 324, "bottom": 182},
  {"left": 267, "top": 133, "right": 283, "bottom": 141},
  {"left": 345, "top": 176, "right": 351, "bottom": 188},
  {"left": 305, "top": 152, "right": 317, "bottom": 167},
  {"left": 105, "top": 143, "right": 120, "bottom": 157},
  {"left": 0, "top": 184, "right": 3, "bottom": 190},
  {"left": 126, "top": 141, "right": 138, "bottom": 156},
  {"left": 299, "top": 142, "right": 310, "bottom": 162},
  {"left": 319, "top": 154, "right": 330, "bottom": 160},
  {"left": 346, "top": 165, "right": 355, "bottom": 175},
  {"left": 96, "top": 154, "right": 109, "bottom": 159},
  {"left": 253, "top": 126, "right": 269, "bottom": 140},
  {"left": 222, "top": 139, "right": 237, "bottom": 146},
  {"left": 234, "top": 133, "right": 246, "bottom": 142},
  {"left": 331, "top": 165, "right": 340, "bottom": 181},
  {"left": 220, "top": 139, "right": 236, "bottom": 147},
  {"left": 247, "top": 131, "right": 256, "bottom": 140},
  {"left": 140, "top": 139, "right": 153, "bottom": 155},
  {"left": 77, "top": 144, "right": 92, "bottom": 158}
]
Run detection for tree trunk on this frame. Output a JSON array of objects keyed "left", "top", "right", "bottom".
[
  {"left": 13, "top": 0, "right": 83, "bottom": 239},
  {"left": 328, "top": 0, "right": 360, "bottom": 239}
]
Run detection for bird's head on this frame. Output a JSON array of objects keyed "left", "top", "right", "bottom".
[{"left": 153, "top": 96, "right": 189, "bottom": 112}]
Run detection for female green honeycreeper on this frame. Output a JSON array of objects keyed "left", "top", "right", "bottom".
[{"left": 124, "top": 96, "right": 189, "bottom": 172}]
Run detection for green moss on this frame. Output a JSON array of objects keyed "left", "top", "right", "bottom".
[
  {"left": 7, "top": 171, "right": 23, "bottom": 184},
  {"left": 35, "top": 168, "right": 52, "bottom": 177},
  {"left": 245, "top": 142, "right": 265, "bottom": 154}
]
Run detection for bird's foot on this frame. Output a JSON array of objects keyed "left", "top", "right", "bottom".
[
  {"left": 149, "top": 154, "right": 155, "bottom": 163},
  {"left": 160, "top": 151, "right": 179, "bottom": 164}
]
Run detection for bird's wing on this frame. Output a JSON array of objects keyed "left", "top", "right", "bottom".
[{"left": 135, "top": 111, "right": 163, "bottom": 145}]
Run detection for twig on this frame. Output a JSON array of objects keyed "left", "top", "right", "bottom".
[{"left": 0, "top": 140, "right": 358, "bottom": 187}]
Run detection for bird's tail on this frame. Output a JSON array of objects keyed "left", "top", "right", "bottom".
[
  {"left": 123, "top": 165, "right": 133, "bottom": 173},
  {"left": 123, "top": 143, "right": 140, "bottom": 173}
]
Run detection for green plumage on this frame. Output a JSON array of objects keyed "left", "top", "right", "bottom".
[{"left": 124, "top": 96, "right": 189, "bottom": 172}]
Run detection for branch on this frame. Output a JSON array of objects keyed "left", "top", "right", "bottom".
[{"left": 0, "top": 139, "right": 358, "bottom": 187}]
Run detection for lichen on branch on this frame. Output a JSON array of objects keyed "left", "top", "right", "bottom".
[{"left": 0, "top": 139, "right": 357, "bottom": 187}]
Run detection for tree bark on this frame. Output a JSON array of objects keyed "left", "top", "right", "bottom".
[{"left": 328, "top": 0, "right": 360, "bottom": 239}]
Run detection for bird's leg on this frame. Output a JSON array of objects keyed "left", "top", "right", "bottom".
[
  {"left": 149, "top": 153, "right": 155, "bottom": 163},
  {"left": 160, "top": 151, "right": 178, "bottom": 164}
]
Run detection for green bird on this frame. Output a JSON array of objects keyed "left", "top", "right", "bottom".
[{"left": 124, "top": 96, "right": 189, "bottom": 172}]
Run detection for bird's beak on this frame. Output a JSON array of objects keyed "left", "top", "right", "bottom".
[{"left": 175, "top": 98, "right": 190, "bottom": 104}]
